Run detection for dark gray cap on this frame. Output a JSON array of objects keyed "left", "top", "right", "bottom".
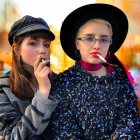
[{"left": 8, "top": 15, "right": 55, "bottom": 45}]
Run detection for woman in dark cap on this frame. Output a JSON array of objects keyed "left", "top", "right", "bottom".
[
  {"left": 50, "top": 3, "right": 140, "bottom": 139},
  {"left": 0, "top": 15, "right": 57, "bottom": 139}
]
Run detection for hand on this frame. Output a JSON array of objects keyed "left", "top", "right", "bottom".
[{"left": 34, "top": 56, "right": 51, "bottom": 98}]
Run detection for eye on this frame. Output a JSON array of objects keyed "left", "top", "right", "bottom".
[
  {"left": 28, "top": 41, "right": 38, "bottom": 46},
  {"left": 100, "top": 38, "right": 109, "bottom": 43},
  {"left": 85, "top": 37, "right": 94, "bottom": 42},
  {"left": 44, "top": 43, "right": 50, "bottom": 48}
]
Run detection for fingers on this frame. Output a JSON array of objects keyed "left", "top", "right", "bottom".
[
  {"left": 34, "top": 56, "right": 52, "bottom": 97},
  {"left": 41, "top": 59, "right": 50, "bottom": 67},
  {"left": 39, "top": 66, "right": 51, "bottom": 77},
  {"left": 34, "top": 56, "right": 51, "bottom": 82},
  {"left": 34, "top": 56, "right": 50, "bottom": 71},
  {"left": 34, "top": 55, "right": 41, "bottom": 71}
]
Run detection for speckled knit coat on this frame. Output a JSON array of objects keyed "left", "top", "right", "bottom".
[{"left": 50, "top": 62, "right": 140, "bottom": 140}]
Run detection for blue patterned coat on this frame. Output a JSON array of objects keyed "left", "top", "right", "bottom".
[{"left": 50, "top": 62, "right": 140, "bottom": 140}]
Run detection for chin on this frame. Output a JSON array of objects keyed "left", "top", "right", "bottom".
[{"left": 89, "top": 59, "right": 101, "bottom": 64}]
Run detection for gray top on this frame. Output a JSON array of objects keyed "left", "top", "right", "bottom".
[{"left": 0, "top": 74, "right": 57, "bottom": 140}]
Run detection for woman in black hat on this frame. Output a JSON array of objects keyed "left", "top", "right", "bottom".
[
  {"left": 0, "top": 15, "right": 57, "bottom": 139},
  {"left": 50, "top": 4, "right": 140, "bottom": 139}
]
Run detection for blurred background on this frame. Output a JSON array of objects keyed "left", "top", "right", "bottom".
[{"left": 0, "top": 0, "right": 140, "bottom": 96}]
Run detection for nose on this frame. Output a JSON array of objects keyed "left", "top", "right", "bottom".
[
  {"left": 39, "top": 47, "right": 46, "bottom": 55},
  {"left": 92, "top": 39, "right": 100, "bottom": 49}
]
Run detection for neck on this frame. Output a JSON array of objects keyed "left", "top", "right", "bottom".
[{"left": 80, "top": 59, "right": 102, "bottom": 71}]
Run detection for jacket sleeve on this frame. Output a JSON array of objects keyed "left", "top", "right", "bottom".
[
  {"left": 111, "top": 91, "right": 140, "bottom": 139},
  {"left": 0, "top": 87, "right": 57, "bottom": 140}
]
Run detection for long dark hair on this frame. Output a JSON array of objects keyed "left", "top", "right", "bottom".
[{"left": 10, "top": 31, "right": 51, "bottom": 99}]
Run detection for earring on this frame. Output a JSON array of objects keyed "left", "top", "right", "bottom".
[{"left": 75, "top": 49, "right": 81, "bottom": 58}]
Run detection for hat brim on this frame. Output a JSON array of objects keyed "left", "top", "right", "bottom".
[
  {"left": 60, "top": 3, "right": 128, "bottom": 60},
  {"left": 16, "top": 24, "right": 55, "bottom": 41}
]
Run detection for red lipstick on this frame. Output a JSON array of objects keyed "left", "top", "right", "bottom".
[{"left": 90, "top": 52, "right": 99, "bottom": 57}]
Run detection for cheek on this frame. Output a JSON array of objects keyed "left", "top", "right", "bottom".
[
  {"left": 20, "top": 47, "right": 37, "bottom": 64},
  {"left": 102, "top": 47, "right": 109, "bottom": 57},
  {"left": 46, "top": 48, "right": 50, "bottom": 57},
  {"left": 79, "top": 47, "right": 89, "bottom": 58}
]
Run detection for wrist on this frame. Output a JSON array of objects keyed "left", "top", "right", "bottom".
[{"left": 39, "top": 85, "right": 51, "bottom": 97}]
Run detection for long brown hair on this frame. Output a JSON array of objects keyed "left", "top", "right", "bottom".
[{"left": 10, "top": 31, "right": 50, "bottom": 99}]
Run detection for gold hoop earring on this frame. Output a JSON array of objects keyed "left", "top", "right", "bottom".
[{"left": 75, "top": 49, "right": 81, "bottom": 58}]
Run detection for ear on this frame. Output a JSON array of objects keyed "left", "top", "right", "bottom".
[
  {"left": 75, "top": 39, "right": 79, "bottom": 50},
  {"left": 12, "top": 44, "right": 18, "bottom": 55}
]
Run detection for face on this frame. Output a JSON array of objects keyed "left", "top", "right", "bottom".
[
  {"left": 19, "top": 36, "right": 51, "bottom": 67},
  {"left": 76, "top": 21, "right": 112, "bottom": 64}
]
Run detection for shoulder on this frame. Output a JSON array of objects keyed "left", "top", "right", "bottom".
[
  {"left": 0, "top": 73, "right": 10, "bottom": 98},
  {"left": 51, "top": 65, "right": 78, "bottom": 99},
  {"left": 0, "top": 73, "right": 18, "bottom": 103},
  {"left": 0, "top": 73, "right": 10, "bottom": 87},
  {"left": 115, "top": 66, "right": 134, "bottom": 84},
  {"left": 52, "top": 65, "right": 76, "bottom": 87},
  {"left": 0, "top": 73, "right": 10, "bottom": 97}
]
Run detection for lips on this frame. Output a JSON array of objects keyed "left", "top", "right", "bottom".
[{"left": 90, "top": 52, "right": 100, "bottom": 57}]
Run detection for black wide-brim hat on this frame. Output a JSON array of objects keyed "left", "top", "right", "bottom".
[{"left": 60, "top": 3, "right": 128, "bottom": 60}]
